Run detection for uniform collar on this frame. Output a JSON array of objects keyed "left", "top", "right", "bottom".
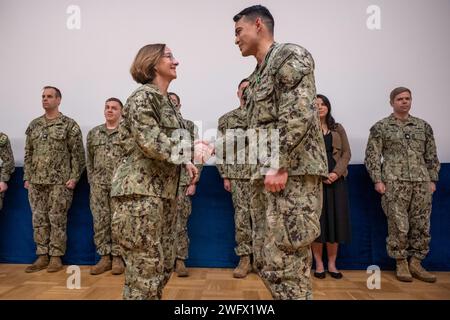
[
  {"left": 255, "top": 42, "right": 278, "bottom": 76},
  {"left": 101, "top": 123, "right": 119, "bottom": 135},
  {"left": 388, "top": 113, "right": 415, "bottom": 126},
  {"left": 40, "top": 113, "right": 64, "bottom": 126}
]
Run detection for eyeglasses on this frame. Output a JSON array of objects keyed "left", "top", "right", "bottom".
[{"left": 162, "top": 53, "right": 176, "bottom": 61}]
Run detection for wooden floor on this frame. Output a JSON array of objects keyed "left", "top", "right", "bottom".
[{"left": 0, "top": 264, "right": 449, "bottom": 300}]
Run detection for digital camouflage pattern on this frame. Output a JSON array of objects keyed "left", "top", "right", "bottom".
[
  {"left": 216, "top": 108, "right": 253, "bottom": 257},
  {"left": 0, "top": 132, "right": 14, "bottom": 210},
  {"left": 175, "top": 119, "right": 202, "bottom": 260},
  {"left": 365, "top": 114, "right": 440, "bottom": 261},
  {"left": 112, "top": 196, "right": 163, "bottom": 300},
  {"left": 87, "top": 125, "right": 123, "bottom": 256},
  {"left": 89, "top": 184, "right": 120, "bottom": 256},
  {"left": 382, "top": 180, "right": 432, "bottom": 260},
  {"left": 230, "top": 179, "right": 252, "bottom": 256},
  {"left": 24, "top": 113, "right": 84, "bottom": 257},
  {"left": 244, "top": 43, "right": 326, "bottom": 300},
  {"left": 216, "top": 107, "right": 251, "bottom": 179},
  {"left": 259, "top": 175, "right": 322, "bottom": 300},
  {"left": 24, "top": 114, "right": 86, "bottom": 184},
  {"left": 111, "top": 83, "right": 186, "bottom": 199},
  {"left": 111, "top": 84, "right": 186, "bottom": 300},
  {"left": 365, "top": 114, "right": 440, "bottom": 183},
  {"left": 244, "top": 43, "right": 328, "bottom": 179},
  {"left": 28, "top": 184, "right": 74, "bottom": 256},
  {"left": 111, "top": 195, "right": 177, "bottom": 300},
  {"left": 87, "top": 125, "right": 122, "bottom": 186},
  {"left": 178, "top": 119, "right": 202, "bottom": 187}
]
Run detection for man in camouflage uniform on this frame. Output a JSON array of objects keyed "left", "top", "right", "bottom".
[
  {"left": 168, "top": 92, "right": 203, "bottom": 277},
  {"left": 365, "top": 87, "right": 440, "bottom": 283},
  {"left": 87, "top": 97, "right": 125, "bottom": 275},
  {"left": 233, "top": 6, "right": 328, "bottom": 299},
  {"left": 0, "top": 132, "right": 15, "bottom": 211},
  {"left": 216, "top": 79, "right": 255, "bottom": 278},
  {"left": 24, "top": 86, "right": 86, "bottom": 273}
]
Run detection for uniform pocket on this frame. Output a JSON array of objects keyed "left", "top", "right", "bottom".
[
  {"left": 112, "top": 197, "right": 163, "bottom": 250},
  {"left": 409, "top": 132, "right": 426, "bottom": 153},
  {"left": 268, "top": 184, "right": 321, "bottom": 252},
  {"left": 49, "top": 129, "right": 67, "bottom": 151},
  {"left": 91, "top": 140, "right": 107, "bottom": 168},
  {"left": 281, "top": 210, "right": 320, "bottom": 250},
  {"left": 254, "top": 81, "right": 276, "bottom": 125}
]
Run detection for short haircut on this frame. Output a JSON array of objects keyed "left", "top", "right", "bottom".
[
  {"left": 390, "top": 87, "right": 412, "bottom": 102},
  {"left": 43, "top": 86, "right": 62, "bottom": 98},
  {"left": 105, "top": 97, "right": 123, "bottom": 108},
  {"left": 233, "top": 5, "right": 275, "bottom": 34},
  {"left": 130, "top": 44, "right": 166, "bottom": 84},
  {"left": 168, "top": 92, "right": 180, "bottom": 105},
  {"left": 238, "top": 78, "right": 250, "bottom": 89}
]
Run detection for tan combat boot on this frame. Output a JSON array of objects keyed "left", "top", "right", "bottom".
[
  {"left": 175, "top": 259, "right": 189, "bottom": 277},
  {"left": 395, "top": 259, "right": 413, "bottom": 282},
  {"left": 233, "top": 255, "right": 251, "bottom": 279},
  {"left": 111, "top": 256, "right": 125, "bottom": 275},
  {"left": 25, "top": 255, "right": 49, "bottom": 273},
  {"left": 47, "top": 256, "right": 63, "bottom": 272},
  {"left": 409, "top": 257, "right": 437, "bottom": 283},
  {"left": 90, "top": 255, "right": 112, "bottom": 275}
]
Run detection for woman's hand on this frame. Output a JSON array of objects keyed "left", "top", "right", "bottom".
[
  {"left": 194, "top": 140, "right": 214, "bottom": 164},
  {"left": 324, "top": 172, "right": 339, "bottom": 184}
]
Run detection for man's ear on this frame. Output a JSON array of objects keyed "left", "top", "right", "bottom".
[{"left": 255, "top": 17, "right": 263, "bottom": 32}]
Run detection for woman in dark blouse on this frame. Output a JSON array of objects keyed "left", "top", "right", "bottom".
[{"left": 312, "top": 94, "right": 351, "bottom": 279}]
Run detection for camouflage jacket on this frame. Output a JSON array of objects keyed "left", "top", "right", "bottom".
[
  {"left": 110, "top": 84, "right": 188, "bottom": 199},
  {"left": 179, "top": 119, "right": 203, "bottom": 187},
  {"left": 365, "top": 114, "right": 440, "bottom": 182},
  {"left": 24, "top": 113, "right": 86, "bottom": 184},
  {"left": 245, "top": 42, "right": 328, "bottom": 179},
  {"left": 0, "top": 132, "right": 15, "bottom": 182},
  {"left": 87, "top": 124, "right": 122, "bottom": 186},
  {"left": 216, "top": 107, "right": 251, "bottom": 180}
]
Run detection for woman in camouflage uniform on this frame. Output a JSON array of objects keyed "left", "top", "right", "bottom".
[{"left": 110, "top": 44, "right": 198, "bottom": 300}]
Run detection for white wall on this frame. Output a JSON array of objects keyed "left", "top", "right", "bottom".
[{"left": 1, "top": 0, "right": 449, "bottom": 165}]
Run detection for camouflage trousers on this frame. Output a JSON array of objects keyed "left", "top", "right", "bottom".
[
  {"left": 175, "top": 184, "right": 192, "bottom": 260},
  {"left": 381, "top": 180, "right": 432, "bottom": 260},
  {"left": 230, "top": 179, "right": 252, "bottom": 256},
  {"left": 89, "top": 184, "right": 120, "bottom": 257},
  {"left": 252, "top": 175, "right": 322, "bottom": 300},
  {"left": 28, "top": 184, "right": 74, "bottom": 256},
  {"left": 111, "top": 195, "right": 177, "bottom": 300}
]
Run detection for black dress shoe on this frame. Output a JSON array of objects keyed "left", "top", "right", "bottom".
[
  {"left": 314, "top": 271, "right": 326, "bottom": 279},
  {"left": 328, "top": 271, "right": 343, "bottom": 279}
]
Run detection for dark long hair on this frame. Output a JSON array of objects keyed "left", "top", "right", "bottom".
[{"left": 317, "top": 94, "right": 336, "bottom": 130}]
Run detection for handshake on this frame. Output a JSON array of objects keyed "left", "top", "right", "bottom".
[{"left": 193, "top": 140, "right": 215, "bottom": 164}]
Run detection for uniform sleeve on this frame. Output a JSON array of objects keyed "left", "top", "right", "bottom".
[
  {"left": 271, "top": 51, "right": 316, "bottom": 170},
  {"left": 215, "top": 117, "right": 227, "bottom": 178},
  {"left": 364, "top": 123, "right": 383, "bottom": 183},
  {"left": 424, "top": 122, "right": 440, "bottom": 181},
  {"left": 332, "top": 124, "right": 351, "bottom": 177},
  {"left": 68, "top": 123, "right": 86, "bottom": 182},
  {"left": 0, "top": 136, "right": 15, "bottom": 182},
  {"left": 86, "top": 130, "right": 94, "bottom": 184},
  {"left": 23, "top": 127, "right": 33, "bottom": 182},
  {"left": 192, "top": 123, "right": 204, "bottom": 181},
  {"left": 130, "top": 92, "right": 186, "bottom": 164}
]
